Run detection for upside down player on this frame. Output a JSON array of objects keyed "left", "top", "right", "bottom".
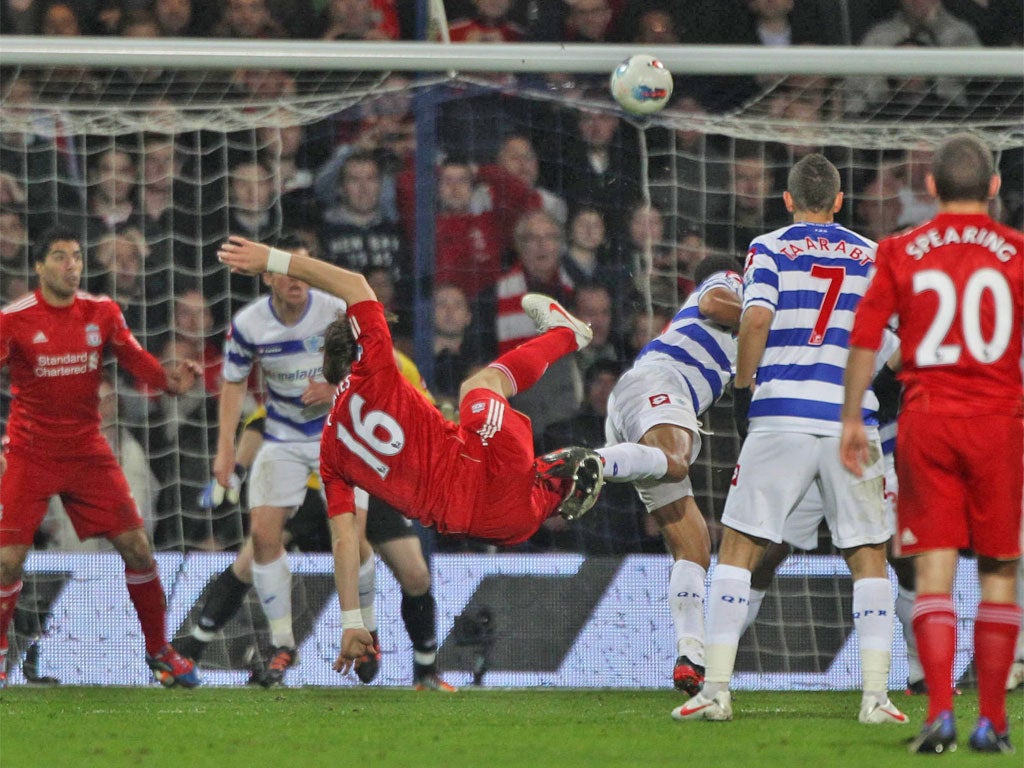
[
  {"left": 841, "top": 133, "right": 1023, "bottom": 754},
  {"left": 217, "top": 235, "right": 605, "bottom": 671},
  {"left": 0, "top": 227, "right": 202, "bottom": 688}
]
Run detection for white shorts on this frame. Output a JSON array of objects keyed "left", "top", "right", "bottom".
[
  {"left": 723, "top": 431, "right": 891, "bottom": 550},
  {"left": 605, "top": 364, "right": 704, "bottom": 513},
  {"left": 248, "top": 440, "right": 321, "bottom": 510}
]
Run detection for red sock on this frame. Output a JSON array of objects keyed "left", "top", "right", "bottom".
[
  {"left": 125, "top": 568, "right": 168, "bottom": 655},
  {"left": 489, "top": 327, "right": 575, "bottom": 395},
  {"left": 0, "top": 581, "right": 23, "bottom": 654},
  {"left": 974, "top": 602, "right": 1022, "bottom": 734},
  {"left": 912, "top": 594, "right": 957, "bottom": 722}
]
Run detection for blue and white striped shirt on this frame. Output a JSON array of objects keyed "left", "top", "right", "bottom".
[
  {"left": 744, "top": 222, "right": 878, "bottom": 436},
  {"left": 223, "top": 289, "right": 347, "bottom": 443},
  {"left": 635, "top": 270, "right": 743, "bottom": 416}
]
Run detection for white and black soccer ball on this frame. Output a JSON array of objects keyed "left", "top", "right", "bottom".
[{"left": 609, "top": 54, "right": 673, "bottom": 116}]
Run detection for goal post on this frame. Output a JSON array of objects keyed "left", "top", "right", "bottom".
[{"left": 1, "top": 37, "right": 1020, "bottom": 688}]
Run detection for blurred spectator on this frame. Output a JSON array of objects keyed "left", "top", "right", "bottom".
[
  {"left": 210, "top": 0, "right": 288, "bottom": 38},
  {"left": 258, "top": 110, "right": 326, "bottom": 230},
  {"left": 202, "top": 158, "right": 279, "bottom": 324},
  {"left": 855, "top": 161, "right": 904, "bottom": 241},
  {"left": 623, "top": 304, "right": 672, "bottom": 363},
  {"left": 39, "top": 1, "right": 84, "bottom": 35},
  {"left": 0, "top": 73, "right": 83, "bottom": 236},
  {"left": 846, "top": 0, "right": 982, "bottom": 116},
  {"left": 432, "top": 282, "right": 485, "bottom": 411},
  {"left": 316, "top": 74, "right": 415, "bottom": 220},
  {"left": 433, "top": 156, "right": 501, "bottom": 298},
  {"left": 448, "top": 0, "right": 524, "bottom": 41},
  {"left": 540, "top": 103, "right": 641, "bottom": 238},
  {"left": 151, "top": 337, "right": 226, "bottom": 550},
  {"left": 169, "top": 288, "right": 224, "bottom": 396},
  {"left": 895, "top": 144, "right": 940, "bottom": 227},
  {"left": 496, "top": 134, "right": 567, "bottom": 225},
  {"left": 155, "top": 0, "right": 205, "bottom": 37},
  {"left": 1, "top": 0, "right": 41, "bottom": 34},
  {"left": 320, "top": 0, "right": 399, "bottom": 40},
  {"left": 535, "top": 358, "right": 654, "bottom": 553},
  {"left": 571, "top": 282, "right": 623, "bottom": 374},
  {"left": 89, "top": 227, "right": 166, "bottom": 343},
  {"left": 0, "top": 209, "right": 31, "bottom": 302},
  {"left": 563, "top": 204, "right": 608, "bottom": 281},
  {"left": 633, "top": 6, "right": 678, "bottom": 43},
  {"left": 648, "top": 96, "right": 730, "bottom": 240},
  {"left": 562, "top": 0, "right": 617, "bottom": 42},
  {"left": 740, "top": 0, "right": 844, "bottom": 46},
  {"left": 67, "top": 144, "right": 141, "bottom": 250},
  {"left": 320, "top": 150, "right": 409, "bottom": 298},
  {"left": 705, "top": 141, "right": 788, "bottom": 257},
  {"left": 475, "top": 209, "right": 581, "bottom": 442},
  {"left": 97, "top": 0, "right": 126, "bottom": 35},
  {"left": 616, "top": 201, "right": 681, "bottom": 312}
]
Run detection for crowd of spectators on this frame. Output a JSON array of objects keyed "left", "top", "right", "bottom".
[{"left": 1, "top": 0, "right": 1022, "bottom": 557}]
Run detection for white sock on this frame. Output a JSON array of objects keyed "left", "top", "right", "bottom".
[
  {"left": 741, "top": 588, "right": 766, "bottom": 636},
  {"left": 702, "top": 564, "right": 751, "bottom": 698},
  {"left": 596, "top": 443, "right": 668, "bottom": 482},
  {"left": 668, "top": 559, "right": 706, "bottom": 664},
  {"left": 252, "top": 553, "right": 295, "bottom": 649},
  {"left": 358, "top": 554, "right": 378, "bottom": 633},
  {"left": 895, "top": 584, "right": 922, "bottom": 683},
  {"left": 853, "top": 577, "right": 894, "bottom": 701}
]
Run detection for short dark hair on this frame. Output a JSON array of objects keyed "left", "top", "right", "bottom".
[
  {"left": 270, "top": 231, "right": 309, "bottom": 253},
  {"left": 584, "top": 358, "right": 621, "bottom": 389},
  {"left": 322, "top": 316, "right": 356, "bottom": 385},
  {"left": 787, "top": 153, "right": 841, "bottom": 213},
  {"left": 33, "top": 225, "right": 81, "bottom": 264},
  {"left": 931, "top": 132, "right": 993, "bottom": 203},
  {"left": 693, "top": 254, "right": 741, "bottom": 285}
]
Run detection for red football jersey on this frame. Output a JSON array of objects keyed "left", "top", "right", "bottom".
[
  {"left": 1, "top": 290, "right": 168, "bottom": 450},
  {"left": 850, "top": 213, "right": 1024, "bottom": 416},
  {"left": 320, "top": 300, "right": 477, "bottom": 536}
]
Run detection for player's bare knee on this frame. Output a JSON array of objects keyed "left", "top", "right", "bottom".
[
  {"left": 661, "top": 451, "right": 691, "bottom": 482},
  {"left": 459, "top": 366, "right": 508, "bottom": 402},
  {"left": 398, "top": 567, "right": 431, "bottom": 596}
]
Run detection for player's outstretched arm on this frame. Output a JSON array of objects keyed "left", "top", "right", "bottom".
[
  {"left": 328, "top": 512, "right": 376, "bottom": 673},
  {"left": 218, "top": 235, "right": 376, "bottom": 306},
  {"left": 839, "top": 345, "right": 877, "bottom": 477}
]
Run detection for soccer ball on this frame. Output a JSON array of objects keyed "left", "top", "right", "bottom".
[{"left": 609, "top": 54, "right": 673, "bottom": 116}]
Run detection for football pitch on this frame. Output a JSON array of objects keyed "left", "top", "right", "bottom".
[{"left": 1, "top": 688, "right": 1021, "bottom": 768}]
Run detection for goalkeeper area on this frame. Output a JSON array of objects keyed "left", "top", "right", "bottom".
[
  {"left": 2, "top": 687, "right": 1021, "bottom": 768},
  {"left": 1, "top": 38, "right": 1023, "bottom": 693}
]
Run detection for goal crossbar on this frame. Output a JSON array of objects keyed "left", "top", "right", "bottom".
[{"left": 2, "top": 36, "right": 1022, "bottom": 77}]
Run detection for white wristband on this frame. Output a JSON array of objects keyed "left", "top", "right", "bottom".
[
  {"left": 266, "top": 247, "right": 292, "bottom": 275},
  {"left": 341, "top": 609, "right": 365, "bottom": 630}
]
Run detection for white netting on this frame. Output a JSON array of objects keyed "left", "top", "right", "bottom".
[{"left": 1, "top": 46, "right": 1020, "bottom": 686}]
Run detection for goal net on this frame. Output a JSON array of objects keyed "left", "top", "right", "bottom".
[{"left": 1, "top": 40, "right": 1020, "bottom": 688}]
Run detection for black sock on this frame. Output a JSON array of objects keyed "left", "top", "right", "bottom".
[
  {"left": 402, "top": 591, "right": 437, "bottom": 669},
  {"left": 197, "top": 565, "right": 251, "bottom": 633}
]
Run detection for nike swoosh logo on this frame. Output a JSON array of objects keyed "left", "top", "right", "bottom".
[{"left": 676, "top": 702, "right": 713, "bottom": 717}]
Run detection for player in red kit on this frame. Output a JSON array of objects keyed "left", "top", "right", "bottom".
[
  {"left": 0, "top": 227, "right": 203, "bottom": 688},
  {"left": 216, "top": 235, "right": 605, "bottom": 673},
  {"left": 840, "top": 134, "right": 1023, "bottom": 754}
]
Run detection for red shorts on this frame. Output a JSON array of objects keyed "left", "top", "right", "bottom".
[
  {"left": 457, "top": 388, "right": 560, "bottom": 546},
  {"left": 0, "top": 435, "right": 144, "bottom": 547},
  {"left": 894, "top": 411, "right": 1023, "bottom": 559}
]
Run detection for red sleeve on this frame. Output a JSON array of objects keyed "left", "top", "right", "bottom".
[
  {"left": 107, "top": 303, "right": 169, "bottom": 390},
  {"left": 849, "top": 241, "right": 898, "bottom": 351},
  {"left": 321, "top": 451, "right": 357, "bottom": 518}
]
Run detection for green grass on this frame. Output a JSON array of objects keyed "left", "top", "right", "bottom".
[{"left": 1, "top": 687, "right": 1021, "bottom": 768}]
